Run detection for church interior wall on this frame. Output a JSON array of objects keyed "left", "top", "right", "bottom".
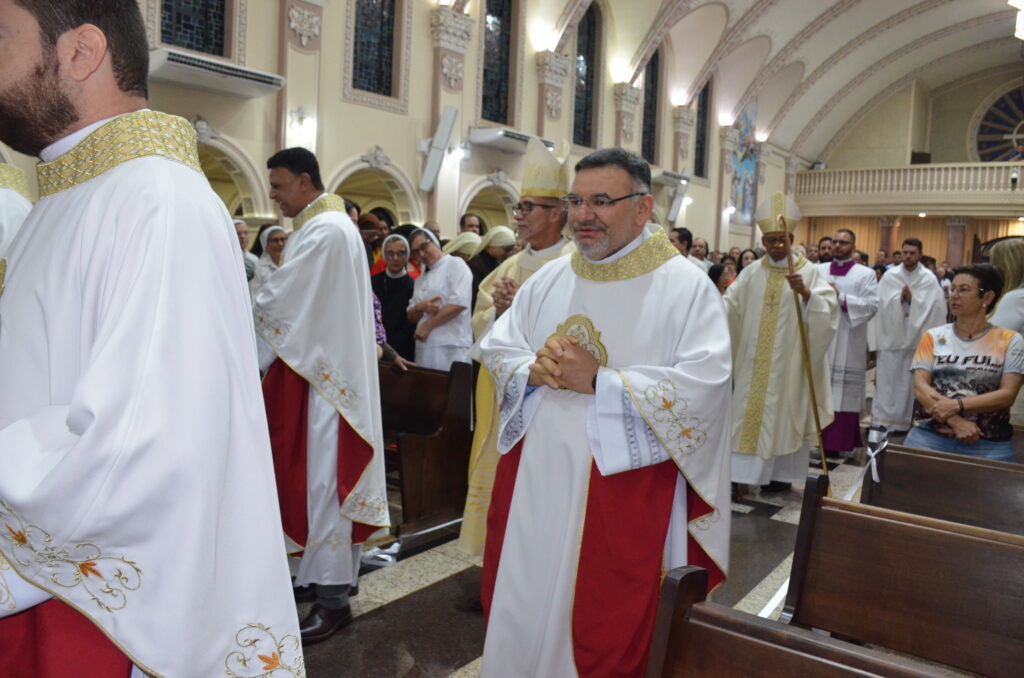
[
  {"left": 826, "top": 84, "right": 915, "bottom": 170},
  {"left": 909, "top": 80, "right": 930, "bottom": 161},
  {"left": 928, "top": 71, "right": 1022, "bottom": 164}
]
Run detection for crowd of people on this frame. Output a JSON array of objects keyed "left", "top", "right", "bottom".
[{"left": 2, "top": 3, "right": 1024, "bottom": 676}]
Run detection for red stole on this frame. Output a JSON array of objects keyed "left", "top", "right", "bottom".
[
  {"left": 482, "top": 440, "right": 725, "bottom": 678},
  {"left": 262, "top": 359, "right": 378, "bottom": 546},
  {"left": 0, "top": 599, "right": 133, "bottom": 677}
]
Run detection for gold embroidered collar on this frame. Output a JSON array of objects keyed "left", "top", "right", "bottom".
[
  {"left": 0, "top": 164, "right": 30, "bottom": 201},
  {"left": 761, "top": 253, "right": 807, "bottom": 273},
  {"left": 571, "top": 228, "right": 679, "bottom": 282},
  {"left": 292, "top": 194, "right": 347, "bottom": 230},
  {"left": 36, "top": 111, "right": 201, "bottom": 198}
]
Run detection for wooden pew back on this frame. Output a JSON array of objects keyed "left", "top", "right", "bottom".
[
  {"left": 786, "top": 474, "right": 1024, "bottom": 678},
  {"left": 862, "top": 443, "right": 1024, "bottom": 536},
  {"left": 378, "top": 361, "right": 473, "bottom": 536},
  {"left": 647, "top": 567, "right": 951, "bottom": 678}
]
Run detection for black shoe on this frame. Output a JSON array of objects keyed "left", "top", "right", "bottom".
[
  {"left": 349, "top": 583, "right": 359, "bottom": 598},
  {"left": 293, "top": 585, "right": 316, "bottom": 604},
  {"left": 300, "top": 603, "right": 353, "bottom": 644},
  {"left": 760, "top": 481, "right": 792, "bottom": 493}
]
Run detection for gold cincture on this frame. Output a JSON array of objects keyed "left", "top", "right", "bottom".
[
  {"left": 36, "top": 111, "right": 201, "bottom": 198},
  {"left": 571, "top": 229, "right": 678, "bottom": 282}
]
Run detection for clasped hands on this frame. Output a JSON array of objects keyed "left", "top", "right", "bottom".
[
  {"left": 929, "top": 397, "right": 980, "bottom": 444},
  {"left": 527, "top": 335, "right": 598, "bottom": 394},
  {"left": 493, "top": 277, "right": 520, "bottom": 317}
]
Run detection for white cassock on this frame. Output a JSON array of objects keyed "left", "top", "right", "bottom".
[
  {"left": 408, "top": 252, "right": 473, "bottom": 370},
  {"left": 0, "top": 164, "right": 32, "bottom": 256},
  {"left": 475, "top": 227, "right": 731, "bottom": 678},
  {"left": 254, "top": 193, "right": 389, "bottom": 588},
  {"left": 0, "top": 111, "right": 303, "bottom": 676},
  {"left": 727, "top": 255, "right": 838, "bottom": 485},
  {"left": 869, "top": 264, "right": 946, "bottom": 432},
  {"left": 458, "top": 237, "right": 575, "bottom": 558},
  {"left": 817, "top": 260, "right": 879, "bottom": 411}
]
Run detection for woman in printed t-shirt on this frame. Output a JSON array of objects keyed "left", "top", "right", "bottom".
[{"left": 908, "top": 264, "right": 1024, "bottom": 461}]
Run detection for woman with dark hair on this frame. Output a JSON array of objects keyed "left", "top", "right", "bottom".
[
  {"left": 908, "top": 264, "right": 1024, "bottom": 460},
  {"left": 737, "top": 248, "right": 759, "bottom": 273},
  {"left": 708, "top": 263, "right": 731, "bottom": 295}
]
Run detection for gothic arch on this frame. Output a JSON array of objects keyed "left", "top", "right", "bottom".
[
  {"left": 196, "top": 130, "right": 272, "bottom": 219},
  {"left": 460, "top": 173, "right": 520, "bottom": 229}
]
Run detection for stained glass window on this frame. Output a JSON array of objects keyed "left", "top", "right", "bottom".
[
  {"left": 482, "top": 0, "right": 513, "bottom": 124},
  {"left": 573, "top": 7, "right": 598, "bottom": 148},
  {"left": 694, "top": 80, "right": 712, "bottom": 178},
  {"left": 641, "top": 50, "right": 660, "bottom": 164},
  {"left": 162, "top": 0, "right": 227, "bottom": 57},
  {"left": 976, "top": 85, "right": 1024, "bottom": 161},
  {"left": 353, "top": 0, "right": 396, "bottom": 97}
]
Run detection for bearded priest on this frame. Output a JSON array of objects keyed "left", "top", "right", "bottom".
[
  {"left": 0, "top": 1, "right": 303, "bottom": 676},
  {"left": 254, "top": 148, "right": 389, "bottom": 644},
  {"left": 0, "top": 162, "right": 31, "bottom": 255},
  {"left": 726, "top": 194, "right": 838, "bottom": 492}
]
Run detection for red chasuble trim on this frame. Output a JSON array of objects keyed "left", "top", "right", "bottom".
[
  {"left": 263, "top": 360, "right": 377, "bottom": 547},
  {"left": 571, "top": 460, "right": 679, "bottom": 678},
  {"left": 0, "top": 599, "right": 133, "bottom": 677},
  {"left": 480, "top": 440, "right": 524, "bottom": 621}
]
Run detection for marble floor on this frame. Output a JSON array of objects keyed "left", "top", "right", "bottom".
[{"left": 297, "top": 451, "right": 874, "bottom": 677}]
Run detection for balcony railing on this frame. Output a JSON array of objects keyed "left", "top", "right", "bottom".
[{"left": 794, "top": 162, "right": 1023, "bottom": 217}]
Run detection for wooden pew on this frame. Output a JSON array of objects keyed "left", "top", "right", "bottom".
[
  {"left": 645, "top": 566, "right": 949, "bottom": 678},
  {"left": 378, "top": 360, "right": 473, "bottom": 539},
  {"left": 784, "top": 474, "right": 1024, "bottom": 678},
  {"left": 861, "top": 443, "right": 1024, "bottom": 536}
]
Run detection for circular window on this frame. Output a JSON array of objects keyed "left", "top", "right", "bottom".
[{"left": 976, "top": 85, "right": 1024, "bottom": 161}]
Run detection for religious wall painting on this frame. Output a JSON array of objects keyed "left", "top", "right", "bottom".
[{"left": 729, "top": 102, "right": 758, "bottom": 227}]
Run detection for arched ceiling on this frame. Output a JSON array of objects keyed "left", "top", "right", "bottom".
[{"left": 612, "top": 0, "right": 1022, "bottom": 162}]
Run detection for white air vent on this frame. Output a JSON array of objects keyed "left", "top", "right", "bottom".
[
  {"left": 149, "top": 48, "right": 284, "bottom": 99},
  {"left": 468, "top": 127, "right": 555, "bottom": 154}
]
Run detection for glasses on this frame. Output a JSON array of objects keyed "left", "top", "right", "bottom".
[
  {"left": 412, "top": 241, "right": 433, "bottom": 256},
  {"left": 513, "top": 200, "right": 560, "bottom": 216},
  {"left": 949, "top": 286, "right": 982, "bottom": 297},
  {"left": 559, "top": 192, "right": 647, "bottom": 211},
  {"left": 384, "top": 250, "right": 408, "bottom": 259}
]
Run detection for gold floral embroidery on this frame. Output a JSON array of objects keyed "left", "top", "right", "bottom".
[
  {"left": 0, "top": 163, "right": 30, "bottom": 200},
  {"left": 36, "top": 111, "right": 201, "bottom": 197},
  {"left": 0, "top": 257, "right": 7, "bottom": 299},
  {"left": 255, "top": 312, "right": 292, "bottom": 348},
  {"left": 628, "top": 378, "right": 707, "bottom": 459},
  {"left": 737, "top": 257, "right": 806, "bottom": 456},
  {"left": 570, "top": 228, "right": 678, "bottom": 282},
  {"left": 291, "top": 194, "right": 347, "bottom": 231},
  {"left": 0, "top": 500, "right": 142, "bottom": 613},
  {"left": 0, "top": 554, "right": 16, "bottom": 611},
  {"left": 225, "top": 623, "right": 305, "bottom": 677},
  {"left": 341, "top": 490, "right": 389, "bottom": 528},
  {"left": 315, "top": 360, "right": 357, "bottom": 410},
  {"left": 690, "top": 507, "right": 721, "bottom": 532},
  {"left": 549, "top": 314, "right": 608, "bottom": 367}
]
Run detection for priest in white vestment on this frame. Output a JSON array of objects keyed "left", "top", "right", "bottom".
[
  {"left": 458, "top": 137, "right": 574, "bottom": 558},
  {"left": 817, "top": 229, "right": 878, "bottom": 456},
  {"left": 475, "top": 149, "right": 731, "bottom": 678},
  {"left": 0, "top": 5, "right": 302, "bottom": 674},
  {"left": 407, "top": 228, "right": 473, "bottom": 370},
  {"left": 254, "top": 148, "right": 389, "bottom": 643},
  {"left": 869, "top": 238, "right": 947, "bottom": 434},
  {"left": 0, "top": 162, "right": 31, "bottom": 255},
  {"left": 727, "top": 194, "right": 838, "bottom": 489}
]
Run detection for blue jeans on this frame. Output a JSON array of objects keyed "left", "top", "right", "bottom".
[{"left": 904, "top": 426, "right": 1016, "bottom": 462}]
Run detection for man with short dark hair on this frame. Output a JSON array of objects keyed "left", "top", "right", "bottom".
[
  {"left": 475, "top": 148, "right": 731, "bottom": 677},
  {"left": 887, "top": 250, "right": 902, "bottom": 269},
  {"left": 460, "top": 212, "right": 483, "bottom": 234},
  {"left": 0, "top": 1, "right": 302, "bottom": 674},
  {"left": 818, "top": 229, "right": 878, "bottom": 458},
  {"left": 870, "top": 238, "right": 947, "bottom": 435},
  {"left": 806, "top": 241, "right": 819, "bottom": 263},
  {"left": 256, "top": 147, "right": 389, "bottom": 643},
  {"left": 818, "top": 236, "right": 833, "bottom": 263},
  {"left": 876, "top": 249, "right": 888, "bottom": 266},
  {"left": 668, "top": 226, "right": 692, "bottom": 256}
]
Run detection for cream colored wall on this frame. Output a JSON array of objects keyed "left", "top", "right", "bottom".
[
  {"left": 827, "top": 84, "right": 914, "bottom": 169},
  {"left": 909, "top": 80, "right": 929, "bottom": 157},
  {"left": 929, "top": 72, "right": 1020, "bottom": 164}
]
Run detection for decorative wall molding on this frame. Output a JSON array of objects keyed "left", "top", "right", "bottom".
[
  {"left": 686, "top": 0, "right": 778, "bottom": 104},
  {"left": 673, "top": 106, "right": 696, "bottom": 161},
  {"left": 537, "top": 51, "right": 571, "bottom": 122},
  {"left": 614, "top": 83, "right": 641, "bottom": 146},
  {"left": 342, "top": 0, "right": 413, "bottom": 115},
  {"left": 553, "top": 0, "right": 595, "bottom": 53},
  {"left": 287, "top": 3, "right": 322, "bottom": 50},
  {"left": 441, "top": 54, "right": 466, "bottom": 91},
  {"left": 326, "top": 153, "right": 423, "bottom": 225},
  {"left": 946, "top": 216, "right": 971, "bottom": 228},
  {"left": 431, "top": 6, "right": 474, "bottom": 54},
  {"left": 360, "top": 145, "right": 392, "bottom": 170},
  {"left": 719, "top": 127, "right": 740, "bottom": 176}
]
